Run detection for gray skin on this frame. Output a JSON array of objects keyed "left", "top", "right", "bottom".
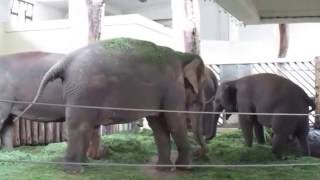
[
  {"left": 0, "top": 52, "right": 65, "bottom": 147},
  {"left": 0, "top": 52, "right": 104, "bottom": 159},
  {"left": 185, "top": 66, "right": 218, "bottom": 157},
  {"left": 15, "top": 38, "right": 207, "bottom": 173},
  {"left": 211, "top": 73, "right": 314, "bottom": 159}
]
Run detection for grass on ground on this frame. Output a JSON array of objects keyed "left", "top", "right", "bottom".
[{"left": 0, "top": 129, "right": 319, "bottom": 180}]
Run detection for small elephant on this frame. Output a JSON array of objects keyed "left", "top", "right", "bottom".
[
  {"left": 0, "top": 52, "right": 105, "bottom": 159},
  {"left": 212, "top": 73, "right": 314, "bottom": 158},
  {"left": 16, "top": 38, "right": 207, "bottom": 172}
]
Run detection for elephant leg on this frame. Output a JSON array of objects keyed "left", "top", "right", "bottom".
[
  {"left": 87, "top": 126, "right": 109, "bottom": 160},
  {"left": 147, "top": 116, "right": 172, "bottom": 171},
  {"left": 163, "top": 96, "right": 191, "bottom": 170},
  {"left": 1, "top": 116, "right": 14, "bottom": 149},
  {"left": 239, "top": 114, "right": 254, "bottom": 147},
  {"left": 271, "top": 133, "right": 287, "bottom": 159},
  {"left": 64, "top": 108, "right": 93, "bottom": 173},
  {"left": 165, "top": 114, "right": 191, "bottom": 170},
  {"left": 295, "top": 123, "right": 310, "bottom": 156},
  {"left": 253, "top": 120, "right": 265, "bottom": 144},
  {"left": 191, "top": 114, "right": 206, "bottom": 158}
]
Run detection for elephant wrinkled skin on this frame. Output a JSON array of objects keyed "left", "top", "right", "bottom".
[
  {"left": 212, "top": 73, "right": 314, "bottom": 159},
  {"left": 185, "top": 66, "right": 218, "bottom": 157},
  {"left": 16, "top": 38, "right": 208, "bottom": 172},
  {"left": 0, "top": 52, "right": 105, "bottom": 159}
]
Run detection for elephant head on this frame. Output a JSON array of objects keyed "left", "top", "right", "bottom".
[
  {"left": 205, "top": 81, "right": 237, "bottom": 141},
  {"left": 214, "top": 82, "right": 237, "bottom": 113},
  {"left": 183, "top": 60, "right": 218, "bottom": 157}
]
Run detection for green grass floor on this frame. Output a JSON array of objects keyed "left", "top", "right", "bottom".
[{"left": 0, "top": 129, "right": 319, "bottom": 180}]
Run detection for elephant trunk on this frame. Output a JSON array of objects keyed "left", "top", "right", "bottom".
[{"left": 205, "top": 103, "right": 223, "bottom": 141}]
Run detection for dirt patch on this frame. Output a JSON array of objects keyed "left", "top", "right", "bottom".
[{"left": 141, "top": 151, "right": 191, "bottom": 180}]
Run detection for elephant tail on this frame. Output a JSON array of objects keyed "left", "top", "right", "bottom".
[{"left": 13, "top": 57, "right": 68, "bottom": 121}]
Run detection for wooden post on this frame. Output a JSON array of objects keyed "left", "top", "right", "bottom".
[
  {"left": 38, "top": 123, "right": 45, "bottom": 144},
  {"left": 278, "top": 24, "right": 289, "bottom": 58},
  {"left": 45, "top": 123, "right": 54, "bottom": 144},
  {"left": 20, "top": 119, "right": 27, "bottom": 145},
  {"left": 314, "top": 56, "right": 320, "bottom": 129},
  {"left": 26, "top": 120, "right": 32, "bottom": 145},
  {"left": 55, "top": 122, "right": 61, "bottom": 142},
  {"left": 13, "top": 119, "right": 20, "bottom": 146},
  {"left": 32, "top": 121, "right": 39, "bottom": 145},
  {"left": 62, "top": 122, "right": 68, "bottom": 141}
]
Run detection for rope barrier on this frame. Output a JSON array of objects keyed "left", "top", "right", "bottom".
[
  {"left": 0, "top": 159, "right": 320, "bottom": 168},
  {"left": 0, "top": 98, "right": 317, "bottom": 169},
  {"left": 0, "top": 99, "right": 316, "bottom": 117}
]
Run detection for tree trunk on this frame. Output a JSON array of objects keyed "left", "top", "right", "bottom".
[
  {"left": 86, "top": 0, "right": 104, "bottom": 43},
  {"left": 278, "top": 24, "right": 289, "bottom": 58},
  {"left": 183, "top": 0, "right": 200, "bottom": 54},
  {"left": 314, "top": 57, "right": 320, "bottom": 129},
  {"left": 85, "top": 0, "right": 107, "bottom": 159}
]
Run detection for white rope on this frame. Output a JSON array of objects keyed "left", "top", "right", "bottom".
[
  {"left": 0, "top": 99, "right": 315, "bottom": 117},
  {"left": 1, "top": 159, "right": 320, "bottom": 168}
]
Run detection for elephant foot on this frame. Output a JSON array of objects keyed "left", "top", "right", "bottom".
[
  {"left": 64, "top": 164, "right": 84, "bottom": 174},
  {"left": 193, "top": 147, "right": 207, "bottom": 159},
  {"left": 272, "top": 152, "right": 284, "bottom": 160},
  {"left": 87, "top": 145, "right": 110, "bottom": 160},
  {"left": 155, "top": 160, "right": 174, "bottom": 172},
  {"left": 175, "top": 157, "right": 192, "bottom": 171}
]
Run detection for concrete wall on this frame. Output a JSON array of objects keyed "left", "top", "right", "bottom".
[
  {"left": 199, "top": 0, "right": 229, "bottom": 41},
  {"left": 33, "top": 2, "right": 68, "bottom": 21},
  {"left": 2, "top": 20, "right": 73, "bottom": 54},
  {"left": 100, "top": 14, "right": 175, "bottom": 49},
  {"left": 125, "top": 2, "right": 171, "bottom": 27},
  {"left": 0, "top": 23, "right": 4, "bottom": 53},
  {"left": 0, "top": 0, "right": 10, "bottom": 23},
  {"left": 201, "top": 22, "right": 320, "bottom": 65},
  {"left": 0, "top": 14, "right": 174, "bottom": 55}
]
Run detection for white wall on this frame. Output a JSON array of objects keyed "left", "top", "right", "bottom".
[
  {"left": 33, "top": 2, "right": 67, "bottom": 21},
  {"left": 0, "top": 0, "right": 10, "bottom": 23},
  {"left": 2, "top": 20, "right": 74, "bottom": 54},
  {"left": 125, "top": 2, "right": 171, "bottom": 27},
  {"left": 101, "top": 14, "right": 175, "bottom": 49},
  {"left": 200, "top": 23, "right": 320, "bottom": 65},
  {"left": 0, "top": 23, "right": 4, "bottom": 53},
  {"left": 199, "top": 1, "right": 229, "bottom": 41},
  {"left": 0, "top": 14, "right": 175, "bottom": 55},
  {"left": 286, "top": 23, "right": 320, "bottom": 57}
]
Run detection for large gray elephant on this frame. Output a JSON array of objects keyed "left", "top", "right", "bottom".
[
  {"left": 211, "top": 73, "right": 314, "bottom": 158},
  {"left": 16, "top": 38, "right": 207, "bottom": 172},
  {"left": 0, "top": 52, "right": 105, "bottom": 159}
]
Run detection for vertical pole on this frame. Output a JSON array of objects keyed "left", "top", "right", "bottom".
[{"left": 314, "top": 57, "right": 320, "bottom": 129}]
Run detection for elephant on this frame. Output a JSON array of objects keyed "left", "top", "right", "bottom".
[
  {"left": 0, "top": 51, "right": 105, "bottom": 159},
  {"left": 211, "top": 73, "right": 314, "bottom": 159},
  {"left": 185, "top": 65, "right": 218, "bottom": 157},
  {"left": 15, "top": 38, "right": 208, "bottom": 173}
]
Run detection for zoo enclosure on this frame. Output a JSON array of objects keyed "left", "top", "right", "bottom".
[{"left": 10, "top": 59, "right": 316, "bottom": 147}]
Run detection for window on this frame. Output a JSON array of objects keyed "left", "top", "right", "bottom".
[{"left": 10, "top": 0, "right": 34, "bottom": 22}]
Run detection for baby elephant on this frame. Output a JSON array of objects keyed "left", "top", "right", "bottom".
[{"left": 213, "top": 73, "right": 315, "bottom": 158}]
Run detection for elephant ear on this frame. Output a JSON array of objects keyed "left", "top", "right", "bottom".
[{"left": 183, "top": 58, "right": 206, "bottom": 94}]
